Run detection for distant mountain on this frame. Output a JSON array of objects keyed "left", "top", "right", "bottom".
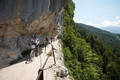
[
  {"left": 76, "top": 23, "right": 120, "bottom": 49},
  {"left": 101, "top": 26, "right": 120, "bottom": 34}
]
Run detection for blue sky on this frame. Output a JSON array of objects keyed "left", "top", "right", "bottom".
[{"left": 73, "top": 0, "right": 120, "bottom": 28}]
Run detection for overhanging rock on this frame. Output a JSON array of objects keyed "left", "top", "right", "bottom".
[{"left": 0, "top": 0, "right": 66, "bottom": 68}]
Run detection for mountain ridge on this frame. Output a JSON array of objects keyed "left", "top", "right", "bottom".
[
  {"left": 101, "top": 26, "right": 120, "bottom": 34},
  {"left": 76, "top": 23, "right": 120, "bottom": 49}
]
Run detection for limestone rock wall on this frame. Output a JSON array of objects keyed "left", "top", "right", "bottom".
[{"left": 0, "top": 0, "right": 65, "bottom": 68}]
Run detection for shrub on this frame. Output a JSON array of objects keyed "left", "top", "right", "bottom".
[
  {"left": 21, "top": 49, "right": 31, "bottom": 57},
  {"left": 9, "top": 57, "right": 22, "bottom": 65}
]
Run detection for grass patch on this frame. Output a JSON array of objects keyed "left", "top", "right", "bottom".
[
  {"left": 55, "top": 75, "right": 58, "bottom": 80},
  {"left": 47, "top": 50, "right": 52, "bottom": 56}
]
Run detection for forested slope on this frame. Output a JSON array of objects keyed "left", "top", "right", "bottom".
[
  {"left": 76, "top": 23, "right": 120, "bottom": 50},
  {"left": 62, "top": 0, "right": 120, "bottom": 80}
]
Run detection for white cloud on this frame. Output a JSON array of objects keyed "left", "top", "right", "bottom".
[
  {"left": 74, "top": 16, "right": 120, "bottom": 28},
  {"left": 101, "top": 16, "right": 120, "bottom": 27},
  {"left": 73, "top": 18, "right": 80, "bottom": 23},
  {"left": 73, "top": 17, "right": 83, "bottom": 23},
  {"left": 115, "top": 16, "right": 120, "bottom": 20}
]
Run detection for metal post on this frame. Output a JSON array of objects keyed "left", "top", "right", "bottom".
[{"left": 36, "top": 56, "right": 49, "bottom": 80}]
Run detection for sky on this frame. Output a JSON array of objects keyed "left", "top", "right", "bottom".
[{"left": 73, "top": 0, "right": 120, "bottom": 28}]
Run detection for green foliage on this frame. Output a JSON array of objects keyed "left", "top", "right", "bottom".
[
  {"left": 76, "top": 23, "right": 120, "bottom": 49},
  {"left": 21, "top": 49, "right": 31, "bottom": 57},
  {"left": 62, "top": 0, "right": 120, "bottom": 80},
  {"left": 9, "top": 57, "right": 21, "bottom": 65}
]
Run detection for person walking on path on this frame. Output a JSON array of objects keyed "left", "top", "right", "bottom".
[
  {"left": 50, "top": 36, "right": 53, "bottom": 43},
  {"left": 30, "top": 34, "right": 40, "bottom": 57},
  {"left": 45, "top": 36, "right": 49, "bottom": 53}
]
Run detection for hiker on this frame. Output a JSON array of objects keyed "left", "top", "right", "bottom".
[
  {"left": 50, "top": 36, "right": 53, "bottom": 43},
  {"left": 30, "top": 34, "right": 40, "bottom": 57},
  {"left": 44, "top": 36, "right": 49, "bottom": 53},
  {"left": 46, "top": 37, "right": 49, "bottom": 44},
  {"left": 45, "top": 36, "right": 50, "bottom": 45}
]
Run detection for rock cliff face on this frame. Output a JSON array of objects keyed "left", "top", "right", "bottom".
[{"left": 0, "top": 0, "right": 65, "bottom": 68}]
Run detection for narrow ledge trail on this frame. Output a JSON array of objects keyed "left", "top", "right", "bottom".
[{"left": 0, "top": 40, "right": 66, "bottom": 80}]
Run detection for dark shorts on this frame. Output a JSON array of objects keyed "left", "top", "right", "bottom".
[{"left": 36, "top": 45, "right": 39, "bottom": 48}]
